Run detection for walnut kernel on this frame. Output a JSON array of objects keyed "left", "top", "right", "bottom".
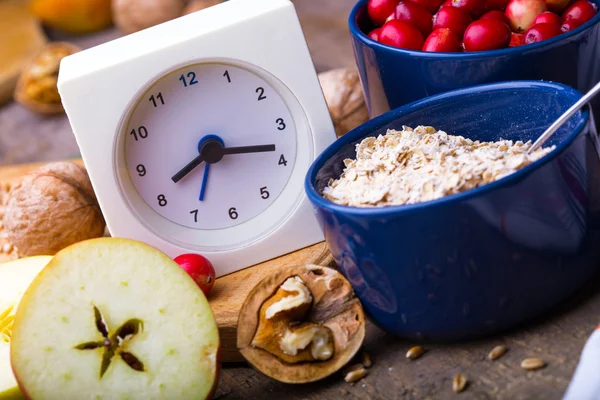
[{"left": 14, "top": 42, "right": 79, "bottom": 115}]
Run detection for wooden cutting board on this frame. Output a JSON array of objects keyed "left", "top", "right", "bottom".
[
  {"left": 0, "top": 159, "right": 335, "bottom": 363},
  {"left": 0, "top": 0, "right": 48, "bottom": 106}
]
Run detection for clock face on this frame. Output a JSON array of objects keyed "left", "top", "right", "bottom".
[{"left": 122, "top": 62, "right": 297, "bottom": 230}]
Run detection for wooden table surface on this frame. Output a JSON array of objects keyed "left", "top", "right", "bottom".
[{"left": 2, "top": 1, "right": 600, "bottom": 398}]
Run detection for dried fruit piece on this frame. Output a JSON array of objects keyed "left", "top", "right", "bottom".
[
  {"left": 14, "top": 42, "right": 79, "bottom": 115},
  {"left": 453, "top": 373, "right": 468, "bottom": 392},
  {"left": 406, "top": 345, "right": 426, "bottom": 360},
  {"left": 521, "top": 357, "right": 546, "bottom": 370},
  {"left": 488, "top": 345, "right": 508, "bottom": 360},
  {"left": 237, "top": 265, "right": 365, "bottom": 384}
]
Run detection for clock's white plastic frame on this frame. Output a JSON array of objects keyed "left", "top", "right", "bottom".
[{"left": 57, "top": 0, "right": 337, "bottom": 277}]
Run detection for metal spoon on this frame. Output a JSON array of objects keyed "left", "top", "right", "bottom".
[{"left": 527, "top": 80, "right": 600, "bottom": 154}]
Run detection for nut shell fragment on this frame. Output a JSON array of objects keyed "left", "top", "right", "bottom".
[{"left": 237, "top": 264, "right": 366, "bottom": 384}]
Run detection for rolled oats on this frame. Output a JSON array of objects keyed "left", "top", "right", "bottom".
[{"left": 323, "top": 125, "right": 555, "bottom": 207}]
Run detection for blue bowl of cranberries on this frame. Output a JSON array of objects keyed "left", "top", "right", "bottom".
[{"left": 349, "top": 0, "right": 600, "bottom": 119}]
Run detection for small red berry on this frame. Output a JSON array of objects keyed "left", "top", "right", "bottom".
[
  {"left": 368, "top": 0, "right": 401, "bottom": 26},
  {"left": 524, "top": 22, "right": 562, "bottom": 43},
  {"left": 423, "top": 27, "right": 462, "bottom": 51},
  {"left": 509, "top": 32, "right": 525, "bottom": 46},
  {"left": 560, "top": 18, "right": 585, "bottom": 31},
  {"left": 379, "top": 19, "right": 425, "bottom": 49},
  {"left": 533, "top": 11, "right": 561, "bottom": 26},
  {"left": 173, "top": 253, "right": 216, "bottom": 296},
  {"left": 406, "top": 0, "right": 445, "bottom": 13},
  {"left": 433, "top": 6, "right": 473, "bottom": 38},
  {"left": 480, "top": 10, "right": 509, "bottom": 23},
  {"left": 368, "top": 27, "right": 382, "bottom": 40},
  {"left": 485, "top": 0, "right": 511, "bottom": 11},
  {"left": 561, "top": 0, "right": 598, "bottom": 23},
  {"left": 463, "top": 19, "right": 511, "bottom": 51},
  {"left": 393, "top": 1, "right": 434, "bottom": 36},
  {"left": 451, "top": 0, "right": 485, "bottom": 17}
]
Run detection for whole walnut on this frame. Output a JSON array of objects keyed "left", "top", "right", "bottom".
[
  {"left": 112, "top": 0, "right": 185, "bottom": 34},
  {"left": 182, "top": 0, "right": 221, "bottom": 15},
  {"left": 318, "top": 67, "right": 370, "bottom": 138},
  {"left": 3, "top": 162, "right": 106, "bottom": 257}
]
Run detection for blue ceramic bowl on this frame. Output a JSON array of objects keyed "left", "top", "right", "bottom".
[
  {"left": 349, "top": 0, "right": 600, "bottom": 121},
  {"left": 305, "top": 81, "right": 600, "bottom": 340}
]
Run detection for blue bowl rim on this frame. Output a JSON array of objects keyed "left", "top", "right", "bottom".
[
  {"left": 305, "top": 80, "right": 589, "bottom": 216},
  {"left": 349, "top": 0, "right": 600, "bottom": 57}
]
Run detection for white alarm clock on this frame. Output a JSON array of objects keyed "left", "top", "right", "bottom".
[{"left": 57, "top": 0, "right": 336, "bottom": 277}]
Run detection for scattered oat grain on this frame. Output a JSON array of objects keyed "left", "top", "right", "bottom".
[
  {"left": 362, "top": 352, "right": 372, "bottom": 368},
  {"left": 452, "top": 373, "right": 468, "bottom": 393},
  {"left": 344, "top": 367, "right": 367, "bottom": 383},
  {"left": 406, "top": 345, "right": 425, "bottom": 360},
  {"left": 488, "top": 345, "right": 508, "bottom": 361},
  {"left": 323, "top": 125, "right": 555, "bottom": 207},
  {"left": 344, "top": 363, "right": 365, "bottom": 374},
  {"left": 521, "top": 357, "right": 546, "bottom": 370}
]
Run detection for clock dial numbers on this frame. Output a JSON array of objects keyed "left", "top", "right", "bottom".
[
  {"left": 149, "top": 93, "right": 164, "bottom": 107},
  {"left": 125, "top": 62, "right": 297, "bottom": 230},
  {"left": 256, "top": 87, "right": 266, "bottom": 101},
  {"left": 179, "top": 72, "right": 198, "bottom": 87},
  {"left": 136, "top": 164, "right": 146, "bottom": 176}
]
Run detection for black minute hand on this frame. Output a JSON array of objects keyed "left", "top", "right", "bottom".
[{"left": 171, "top": 154, "right": 204, "bottom": 183}]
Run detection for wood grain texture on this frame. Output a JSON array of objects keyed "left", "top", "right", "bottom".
[{"left": 1, "top": 0, "right": 599, "bottom": 398}]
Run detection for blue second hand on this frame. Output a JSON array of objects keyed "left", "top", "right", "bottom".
[{"left": 199, "top": 163, "right": 210, "bottom": 201}]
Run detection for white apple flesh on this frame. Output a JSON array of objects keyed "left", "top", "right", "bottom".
[
  {"left": 10, "top": 238, "right": 219, "bottom": 400},
  {"left": 0, "top": 256, "right": 52, "bottom": 400}
]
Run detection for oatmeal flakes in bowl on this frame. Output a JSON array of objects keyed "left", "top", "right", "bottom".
[
  {"left": 323, "top": 125, "right": 555, "bottom": 207},
  {"left": 305, "top": 81, "right": 600, "bottom": 341}
]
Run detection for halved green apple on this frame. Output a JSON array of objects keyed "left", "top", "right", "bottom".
[
  {"left": 0, "top": 256, "right": 52, "bottom": 400},
  {"left": 10, "top": 238, "right": 220, "bottom": 400}
]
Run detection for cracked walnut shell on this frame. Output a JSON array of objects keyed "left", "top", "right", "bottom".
[
  {"left": 2, "top": 162, "right": 106, "bottom": 257},
  {"left": 237, "top": 264, "right": 365, "bottom": 384},
  {"left": 14, "top": 42, "right": 79, "bottom": 115}
]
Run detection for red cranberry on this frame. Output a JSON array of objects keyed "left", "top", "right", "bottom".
[
  {"left": 394, "top": 1, "right": 434, "bottom": 36},
  {"left": 379, "top": 19, "right": 426, "bottom": 49},
  {"left": 509, "top": 32, "right": 526, "bottom": 45},
  {"left": 485, "top": 0, "right": 511, "bottom": 11},
  {"left": 561, "top": 0, "right": 598, "bottom": 23},
  {"left": 560, "top": 18, "right": 585, "bottom": 31},
  {"left": 524, "top": 22, "right": 562, "bottom": 42},
  {"left": 423, "top": 28, "right": 462, "bottom": 51},
  {"left": 505, "top": 0, "right": 547, "bottom": 32},
  {"left": 368, "top": 0, "right": 401, "bottom": 26},
  {"left": 480, "top": 10, "right": 510, "bottom": 23},
  {"left": 451, "top": 0, "right": 485, "bottom": 17},
  {"left": 368, "top": 27, "right": 382, "bottom": 40},
  {"left": 463, "top": 19, "right": 511, "bottom": 51},
  {"left": 433, "top": 6, "right": 473, "bottom": 38},
  {"left": 533, "top": 11, "right": 561, "bottom": 25},
  {"left": 406, "top": 0, "right": 445, "bottom": 13}
]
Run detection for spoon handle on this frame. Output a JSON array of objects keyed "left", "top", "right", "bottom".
[{"left": 528, "top": 80, "right": 600, "bottom": 154}]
